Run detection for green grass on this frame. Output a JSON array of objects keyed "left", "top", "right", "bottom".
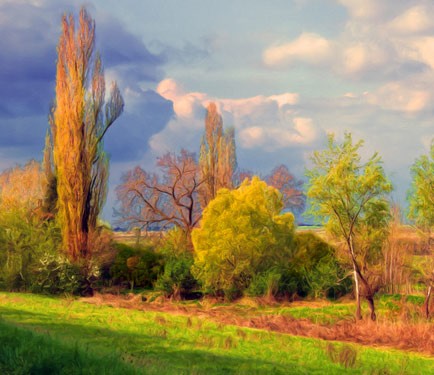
[{"left": 0, "top": 292, "right": 433, "bottom": 374}]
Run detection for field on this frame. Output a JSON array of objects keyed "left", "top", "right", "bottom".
[{"left": 0, "top": 292, "right": 433, "bottom": 374}]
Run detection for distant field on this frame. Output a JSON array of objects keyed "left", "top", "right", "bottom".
[{"left": 0, "top": 292, "right": 433, "bottom": 374}]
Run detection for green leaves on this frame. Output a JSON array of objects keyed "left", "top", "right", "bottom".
[
  {"left": 306, "top": 133, "right": 392, "bottom": 240},
  {"left": 191, "top": 177, "right": 295, "bottom": 297},
  {"left": 408, "top": 139, "right": 434, "bottom": 230}
]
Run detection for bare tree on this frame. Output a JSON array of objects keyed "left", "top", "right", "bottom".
[
  {"left": 266, "top": 164, "right": 305, "bottom": 214},
  {"left": 116, "top": 150, "right": 203, "bottom": 240}
]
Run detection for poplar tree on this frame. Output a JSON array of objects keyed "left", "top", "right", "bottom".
[
  {"left": 199, "top": 103, "right": 236, "bottom": 207},
  {"left": 50, "top": 8, "right": 123, "bottom": 262}
]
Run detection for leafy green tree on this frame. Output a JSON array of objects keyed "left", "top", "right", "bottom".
[
  {"left": 306, "top": 133, "right": 392, "bottom": 320},
  {"left": 192, "top": 177, "right": 295, "bottom": 299},
  {"left": 408, "top": 139, "right": 434, "bottom": 318}
]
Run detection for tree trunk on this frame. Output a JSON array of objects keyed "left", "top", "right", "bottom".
[
  {"left": 353, "top": 268, "right": 362, "bottom": 320},
  {"left": 423, "top": 285, "right": 432, "bottom": 319},
  {"left": 366, "top": 295, "right": 376, "bottom": 321}
]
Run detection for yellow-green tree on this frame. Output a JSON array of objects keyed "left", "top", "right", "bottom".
[
  {"left": 0, "top": 161, "right": 59, "bottom": 289},
  {"left": 192, "top": 177, "right": 295, "bottom": 298},
  {"left": 306, "top": 133, "right": 392, "bottom": 321},
  {"left": 408, "top": 139, "right": 434, "bottom": 318},
  {"left": 199, "top": 102, "right": 236, "bottom": 207},
  {"left": 51, "top": 8, "right": 123, "bottom": 262}
]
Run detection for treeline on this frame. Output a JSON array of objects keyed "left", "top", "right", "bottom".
[{"left": 0, "top": 8, "right": 433, "bottom": 321}]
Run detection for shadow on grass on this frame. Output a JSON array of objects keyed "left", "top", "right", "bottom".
[{"left": 0, "top": 306, "right": 292, "bottom": 375}]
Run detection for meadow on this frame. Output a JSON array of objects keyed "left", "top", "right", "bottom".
[{"left": 0, "top": 292, "right": 433, "bottom": 374}]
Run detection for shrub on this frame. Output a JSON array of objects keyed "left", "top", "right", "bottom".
[
  {"left": 284, "top": 232, "right": 350, "bottom": 298},
  {"left": 155, "top": 228, "right": 198, "bottom": 299},
  {"left": 109, "top": 243, "right": 162, "bottom": 290},
  {"left": 0, "top": 216, "right": 61, "bottom": 292}
]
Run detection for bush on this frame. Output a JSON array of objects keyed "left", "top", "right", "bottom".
[
  {"left": 154, "top": 228, "right": 198, "bottom": 299},
  {"left": 287, "top": 232, "right": 350, "bottom": 298},
  {"left": 0, "top": 217, "right": 62, "bottom": 292},
  {"left": 246, "top": 269, "right": 282, "bottom": 300},
  {"left": 31, "top": 253, "right": 85, "bottom": 295},
  {"left": 109, "top": 243, "right": 163, "bottom": 290}
]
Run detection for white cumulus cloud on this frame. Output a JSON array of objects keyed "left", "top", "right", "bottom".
[{"left": 263, "top": 33, "right": 334, "bottom": 67}]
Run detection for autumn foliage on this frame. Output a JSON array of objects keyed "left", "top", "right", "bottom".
[
  {"left": 199, "top": 102, "right": 237, "bottom": 206},
  {"left": 50, "top": 8, "right": 123, "bottom": 261}
]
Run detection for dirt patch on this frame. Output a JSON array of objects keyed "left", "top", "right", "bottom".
[{"left": 80, "top": 293, "right": 434, "bottom": 356}]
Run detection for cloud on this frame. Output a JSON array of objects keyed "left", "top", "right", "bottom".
[
  {"left": 337, "top": 0, "right": 394, "bottom": 21},
  {"left": 263, "top": 33, "right": 334, "bottom": 67},
  {"left": 148, "top": 78, "right": 324, "bottom": 177},
  {"left": 105, "top": 90, "right": 174, "bottom": 163},
  {"left": 262, "top": 1, "right": 434, "bottom": 84},
  {"left": 0, "top": 0, "right": 168, "bottom": 165},
  {"left": 365, "top": 81, "right": 432, "bottom": 113},
  {"left": 387, "top": 5, "right": 434, "bottom": 35}
]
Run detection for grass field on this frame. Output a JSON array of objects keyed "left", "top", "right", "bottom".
[{"left": 0, "top": 292, "right": 433, "bottom": 374}]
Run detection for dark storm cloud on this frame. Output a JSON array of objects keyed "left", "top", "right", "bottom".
[
  {"left": 0, "top": 0, "right": 170, "bottom": 164},
  {"left": 105, "top": 90, "right": 174, "bottom": 162},
  {"left": 0, "top": 1, "right": 58, "bottom": 117},
  {"left": 95, "top": 12, "right": 165, "bottom": 85}
]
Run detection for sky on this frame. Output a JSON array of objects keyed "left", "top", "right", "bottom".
[{"left": 1, "top": 0, "right": 433, "bottom": 222}]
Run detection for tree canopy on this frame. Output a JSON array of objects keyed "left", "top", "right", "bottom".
[
  {"left": 192, "top": 177, "right": 295, "bottom": 297},
  {"left": 306, "top": 133, "right": 392, "bottom": 320},
  {"left": 408, "top": 139, "right": 434, "bottom": 231}
]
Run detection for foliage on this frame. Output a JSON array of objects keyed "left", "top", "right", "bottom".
[
  {"left": 0, "top": 161, "right": 62, "bottom": 291},
  {"left": 407, "top": 139, "right": 434, "bottom": 317},
  {"left": 192, "top": 177, "right": 295, "bottom": 299},
  {"left": 199, "top": 102, "right": 237, "bottom": 206},
  {"left": 0, "top": 215, "right": 61, "bottom": 291},
  {"left": 306, "top": 133, "right": 392, "bottom": 320},
  {"left": 31, "top": 252, "right": 88, "bottom": 295},
  {"left": 109, "top": 243, "right": 162, "bottom": 290},
  {"left": 50, "top": 7, "right": 123, "bottom": 261},
  {"left": 155, "top": 228, "right": 197, "bottom": 298},
  {"left": 408, "top": 138, "right": 434, "bottom": 231},
  {"left": 292, "top": 232, "right": 350, "bottom": 298},
  {"left": 116, "top": 150, "right": 202, "bottom": 238}
]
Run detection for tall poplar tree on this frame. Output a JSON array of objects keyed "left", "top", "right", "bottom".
[
  {"left": 51, "top": 8, "right": 123, "bottom": 262},
  {"left": 199, "top": 103, "right": 236, "bottom": 207}
]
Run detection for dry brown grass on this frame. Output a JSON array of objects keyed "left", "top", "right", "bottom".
[{"left": 80, "top": 293, "right": 434, "bottom": 356}]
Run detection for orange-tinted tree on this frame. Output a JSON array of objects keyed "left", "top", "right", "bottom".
[
  {"left": 266, "top": 164, "right": 305, "bottom": 213},
  {"left": 199, "top": 103, "right": 236, "bottom": 207},
  {"left": 50, "top": 8, "right": 123, "bottom": 262},
  {"left": 116, "top": 150, "right": 203, "bottom": 239}
]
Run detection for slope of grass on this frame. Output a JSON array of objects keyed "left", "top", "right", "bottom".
[{"left": 0, "top": 292, "right": 433, "bottom": 374}]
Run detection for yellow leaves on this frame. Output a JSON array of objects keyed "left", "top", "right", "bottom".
[
  {"left": 0, "top": 161, "right": 45, "bottom": 214},
  {"left": 51, "top": 8, "right": 123, "bottom": 260}
]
